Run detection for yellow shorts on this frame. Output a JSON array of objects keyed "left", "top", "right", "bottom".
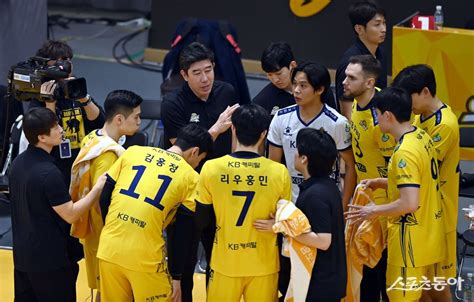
[
  {"left": 82, "top": 206, "right": 103, "bottom": 290},
  {"left": 436, "top": 231, "right": 456, "bottom": 279},
  {"left": 207, "top": 269, "right": 278, "bottom": 302},
  {"left": 99, "top": 259, "right": 171, "bottom": 301},
  {"left": 386, "top": 262, "right": 451, "bottom": 302}
]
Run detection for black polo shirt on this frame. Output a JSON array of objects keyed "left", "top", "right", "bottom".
[
  {"left": 9, "top": 145, "right": 76, "bottom": 272},
  {"left": 335, "top": 38, "right": 387, "bottom": 102},
  {"left": 296, "top": 176, "right": 347, "bottom": 301},
  {"left": 252, "top": 83, "right": 294, "bottom": 116},
  {"left": 29, "top": 98, "right": 105, "bottom": 185},
  {"left": 161, "top": 80, "right": 238, "bottom": 160},
  {"left": 253, "top": 82, "right": 339, "bottom": 114}
]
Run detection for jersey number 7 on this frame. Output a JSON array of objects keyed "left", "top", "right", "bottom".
[
  {"left": 120, "top": 165, "right": 172, "bottom": 211},
  {"left": 232, "top": 190, "right": 255, "bottom": 226}
]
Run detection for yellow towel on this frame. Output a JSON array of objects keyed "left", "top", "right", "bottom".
[
  {"left": 273, "top": 199, "right": 317, "bottom": 302},
  {"left": 69, "top": 132, "right": 124, "bottom": 239},
  {"left": 343, "top": 185, "right": 384, "bottom": 302}
]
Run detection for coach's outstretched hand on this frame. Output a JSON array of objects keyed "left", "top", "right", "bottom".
[{"left": 209, "top": 103, "right": 240, "bottom": 139}]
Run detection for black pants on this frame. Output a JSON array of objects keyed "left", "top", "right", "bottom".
[
  {"left": 278, "top": 233, "right": 291, "bottom": 302},
  {"left": 14, "top": 262, "right": 79, "bottom": 302},
  {"left": 179, "top": 216, "right": 216, "bottom": 302},
  {"left": 360, "top": 248, "right": 389, "bottom": 302}
]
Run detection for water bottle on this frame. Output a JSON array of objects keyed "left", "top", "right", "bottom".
[
  {"left": 464, "top": 273, "right": 473, "bottom": 302},
  {"left": 434, "top": 5, "right": 444, "bottom": 30}
]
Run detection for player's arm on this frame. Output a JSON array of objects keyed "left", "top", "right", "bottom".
[
  {"left": 346, "top": 186, "right": 419, "bottom": 221},
  {"left": 339, "top": 148, "right": 357, "bottom": 211},
  {"left": 360, "top": 177, "right": 388, "bottom": 190},
  {"left": 53, "top": 175, "right": 107, "bottom": 224},
  {"left": 294, "top": 194, "right": 332, "bottom": 250},
  {"left": 79, "top": 95, "right": 103, "bottom": 123},
  {"left": 99, "top": 175, "right": 116, "bottom": 222},
  {"left": 293, "top": 232, "right": 331, "bottom": 250},
  {"left": 169, "top": 172, "right": 198, "bottom": 282},
  {"left": 267, "top": 112, "right": 284, "bottom": 161},
  {"left": 195, "top": 201, "right": 213, "bottom": 233},
  {"left": 168, "top": 206, "right": 195, "bottom": 280},
  {"left": 347, "top": 150, "right": 420, "bottom": 221},
  {"left": 268, "top": 144, "right": 283, "bottom": 163}
]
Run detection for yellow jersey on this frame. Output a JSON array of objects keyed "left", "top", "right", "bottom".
[
  {"left": 97, "top": 146, "right": 198, "bottom": 273},
  {"left": 413, "top": 104, "right": 460, "bottom": 233},
  {"left": 350, "top": 99, "right": 396, "bottom": 202},
  {"left": 387, "top": 127, "right": 446, "bottom": 267},
  {"left": 196, "top": 151, "right": 292, "bottom": 277}
]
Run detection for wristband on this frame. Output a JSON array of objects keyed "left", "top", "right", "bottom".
[{"left": 79, "top": 95, "right": 92, "bottom": 106}]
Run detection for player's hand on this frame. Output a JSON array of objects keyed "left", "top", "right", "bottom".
[
  {"left": 172, "top": 279, "right": 182, "bottom": 302},
  {"left": 360, "top": 178, "right": 386, "bottom": 190},
  {"left": 344, "top": 202, "right": 377, "bottom": 223},
  {"left": 209, "top": 103, "right": 240, "bottom": 136},
  {"left": 40, "top": 80, "right": 57, "bottom": 103},
  {"left": 253, "top": 213, "right": 275, "bottom": 232},
  {"left": 93, "top": 173, "right": 107, "bottom": 193}
]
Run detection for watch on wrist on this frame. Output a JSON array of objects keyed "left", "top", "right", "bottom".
[{"left": 79, "top": 94, "right": 92, "bottom": 106}]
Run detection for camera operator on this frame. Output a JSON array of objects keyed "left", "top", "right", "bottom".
[{"left": 21, "top": 40, "right": 105, "bottom": 186}]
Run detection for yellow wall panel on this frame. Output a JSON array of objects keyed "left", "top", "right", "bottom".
[{"left": 393, "top": 26, "right": 474, "bottom": 160}]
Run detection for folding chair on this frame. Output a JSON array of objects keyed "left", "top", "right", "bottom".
[{"left": 140, "top": 99, "right": 164, "bottom": 148}]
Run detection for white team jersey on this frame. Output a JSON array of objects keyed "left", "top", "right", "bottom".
[{"left": 267, "top": 104, "right": 352, "bottom": 201}]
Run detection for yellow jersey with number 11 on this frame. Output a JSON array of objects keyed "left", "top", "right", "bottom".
[{"left": 97, "top": 146, "right": 198, "bottom": 273}]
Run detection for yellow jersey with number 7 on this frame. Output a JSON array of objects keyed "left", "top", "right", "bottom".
[{"left": 195, "top": 151, "right": 292, "bottom": 277}]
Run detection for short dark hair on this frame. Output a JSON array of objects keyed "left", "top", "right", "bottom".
[
  {"left": 296, "top": 128, "right": 337, "bottom": 177},
  {"left": 104, "top": 90, "right": 143, "bottom": 122},
  {"left": 179, "top": 42, "right": 215, "bottom": 72},
  {"left": 174, "top": 124, "right": 213, "bottom": 155},
  {"left": 231, "top": 104, "right": 271, "bottom": 146},
  {"left": 348, "top": 54, "right": 381, "bottom": 80},
  {"left": 261, "top": 42, "right": 295, "bottom": 73},
  {"left": 392, "top": 64, "right": 437, "bottom": 97},
  {"left": 373, "top": 87, "right": 412, "bottom": 123},
  {"left": 23, "top": 107, "right": 59, "bottom": 145},
  {"left": 349, "top": 1, "right": 385, "bottom": 30},
  {"left": 36, "top": 40, "right": 73, "bottom": 60},
  {"left": 291, "top": 62, "right": 331, "bottom": 103}
]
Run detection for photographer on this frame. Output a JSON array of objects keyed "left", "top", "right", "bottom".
[{"left": 21, "top": 40, "right": 105, "bottom": 185}]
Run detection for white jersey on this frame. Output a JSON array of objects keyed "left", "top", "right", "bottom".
[{"left": 267, "top": 104, "right": 351, "bottom": 201}]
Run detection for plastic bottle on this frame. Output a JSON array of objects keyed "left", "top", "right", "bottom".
[
  {"left": 434, "top": 5, "right": 444, "bottom": 30},
  {"left": 464, "top": 273, "right": 473, "bottom": 302}
]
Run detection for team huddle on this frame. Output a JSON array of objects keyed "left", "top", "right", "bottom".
[{"left": 8, "top": 1, "right": 461, "bottom": 302}]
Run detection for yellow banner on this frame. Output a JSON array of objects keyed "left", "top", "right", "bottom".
[{"left": 393, "top": 26, "right": 474, "bottom": 160}]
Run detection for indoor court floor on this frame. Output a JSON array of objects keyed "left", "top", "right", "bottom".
[{"left": 0, "top": 249, "right": 207, "bottom": 301}]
